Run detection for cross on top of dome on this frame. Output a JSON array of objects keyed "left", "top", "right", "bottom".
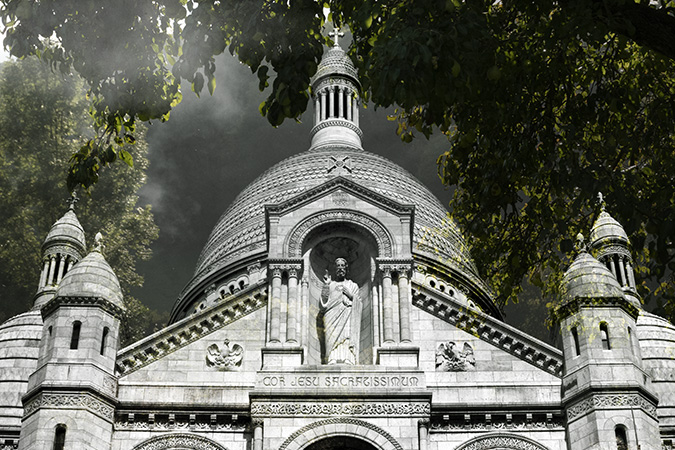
[{"left": 329, "top": 27, "right": 344, "bottom": 47}]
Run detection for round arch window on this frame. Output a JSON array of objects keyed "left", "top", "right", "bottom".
[{"left": 305, "top": 436, "right": 379, "bottom": 450}]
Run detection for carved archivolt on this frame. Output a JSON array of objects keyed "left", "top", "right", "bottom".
[
  {"left": 286, "top": 210, "right": 394, "bottom": 258},
  {"left": 278, "top": 418, "right": 403, "bottom": 450},
  {"left": 455, "top": 433, "right": 551, "bottom": 450},
  {"left": 131, "top": 433, "right": 228, "bottom": 450}
]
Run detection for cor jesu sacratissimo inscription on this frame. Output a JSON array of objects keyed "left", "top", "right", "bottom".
[{"left": 260, "top": 374, "right": 421, "bottom": 388}]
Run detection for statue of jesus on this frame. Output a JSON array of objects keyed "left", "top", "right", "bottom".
[{"left": 320, "top": 258, "right": 360, "bottom": 364}]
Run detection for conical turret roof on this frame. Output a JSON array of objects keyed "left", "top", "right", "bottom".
[
  {"left": 43, "top": 208, "right": 86, "bottom": 256},
  {"left": 560, "top": 248, "right": 623, "bottom": 303}
]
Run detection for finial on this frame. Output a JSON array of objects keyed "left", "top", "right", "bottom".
[
  {"left": 93, "top": 232, "right": 105, "bottom": 253},
  {"left": 68, "top": 191, "right": 79, "bottom": 211},
  {"left": 329, "top": 27, "right": 344, "bottom": 47},
  {"left": 575, "top": 233, "right": 587, "bottom": 253},
  {"left": 597, "top": 192, "right": 605, "bottom": 212}
]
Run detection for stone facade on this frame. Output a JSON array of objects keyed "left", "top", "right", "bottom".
[{"left": 1, "top": 41, "right": 674, "bottom": 450}]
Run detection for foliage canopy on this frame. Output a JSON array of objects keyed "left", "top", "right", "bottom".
[
  {"left": 0, "top": 58, "right": 164, "bottom": 343},
  {"left": 2, "top": 0, "right": 674, "bottom": 318}
]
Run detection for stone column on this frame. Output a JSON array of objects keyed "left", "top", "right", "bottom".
[
  {"left": 346, "top": 90, "right": 352, "bottom": 121},
  {"left": 286, "top": 267, "right": 300, "bottom": 344},
  {"left": 252, "top": 420, "right": 263, "bottom": 450},
  {"left": 301, "top": 278, "right": 309, "bottom": 344},
  {"left": 626, "top": 259, "right": 636, "bottom": 289},
  {"left": 353, "top": 96, "right": 359, "bottom": 126},
  {"left": 418, "top": 419, "right": 430, "bottom": 450},
  {"left": 381, "top": 267, "right": 394, "bottom": 344},
  {"left": 614, "top": 256, "right": 624, "bottom": 286},
  {"left": 56, "top": 255, "right": 66, "bottom": 284},
  {"left": 269, "top": 267, "right": 282, "bottom": 344},
  {"left": 328, "top": 87, "right": 335, "bottom": 118},
  {"left": 39, "top": 258, "right": 50, "bottom": 288},
  {"left": 314, "top": 96, "right": 321, "bottom": 124},
  {"left": 397, "top": 268, "right": 411, "bottom": 343},
  {"left": 67, "top": 259, "right": 75, "bottom": 272},
  {"left": 47, "top": 255, "right": 57, "bottom": 286},
  {"left": 619, "top": 256, "right": 629, "bottom": 287},
  {"left": 320, "top": 90, "right": 327, "bottom": 121},
  {"left": 606, "top": 256, "right": 617, "bottom": 278},
  {"left": 338, "top": 86, "right": 344, "bottom": 118}
]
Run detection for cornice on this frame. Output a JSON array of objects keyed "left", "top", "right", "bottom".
[
  {"left": 553, "top": 296, "right": 640, "bottom": 322},
  {"left": 41, "top": 295, "right": 125, "bottom": 319},
  {"left": 411, "top": 282, "right": 563, "bottom": 378},
  {"left": 116, "top": 282, "right": 267, "bottom": 377}
]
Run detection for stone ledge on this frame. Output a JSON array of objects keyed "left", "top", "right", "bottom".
[
  {"left": 412, "top": 282, "right": 563, "bottom": 377},
  {"left": 116, "top": 283, "right": 267, "bottom": 377}
]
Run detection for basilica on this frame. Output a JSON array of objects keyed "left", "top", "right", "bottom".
[{"left": 0, "top": 40, "right": 674, "bottom": 450}]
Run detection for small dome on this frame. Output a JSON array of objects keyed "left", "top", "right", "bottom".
[
  {"left": 55, "top": 248, "right": 124, "bottom": 310},
  {"left": 589, "top": 210, "right": 629, "bottom": 248},
  {"left": 560, "top": 251, "right": 623, "bottom": 302},
  {"left": 43, "top": 209, "right": 86, "bottom": 256},
  {"left": 312, "top": 45, "right": 358, "bottom": 85}
]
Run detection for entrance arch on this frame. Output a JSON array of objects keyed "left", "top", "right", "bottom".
[{"left": 279, "top": 418, "right": 403, "bottom": 450}]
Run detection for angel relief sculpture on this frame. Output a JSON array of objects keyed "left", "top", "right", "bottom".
[
  {"left": 205, "top": 339, "right": 243, "bottom": 370},
  {"left": 435, "top": 341, "right": 476, "bottom": 372}
]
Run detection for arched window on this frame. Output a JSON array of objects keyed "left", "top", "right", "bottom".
[
  {"left": 600, "top": 323, "right": 611, "bottom": 350},
  {"left": 70, "top": 321, "right": 81, "bottom": 350},
  {"left": 615, "top": 425, "right": 628, "bottom": 450},
  {"left": 53, "top": 424, "right": 66, "bottom": 450},
  {"left": 100, "top": 327, "right": 109, "bottom": 355},
  {"left": 48, "top": 325, "right": 53, "bottom": 337},
  {"left": 571, "top": 326, "right": 581, "bottom": 356}
]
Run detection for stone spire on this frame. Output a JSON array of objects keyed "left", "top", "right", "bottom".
[
  {"left": 33, "top": 193, "right": 87, "bottom": 310},
  {"left": 309, "top": 29, "right": 362, "bottom": 150},
  {"left": 589, "top": 192, "right": 640, "bottom": 308}
]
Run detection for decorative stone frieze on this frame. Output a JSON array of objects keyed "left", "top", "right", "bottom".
[
  {"left": 116, "top": 283, "right": 267, "bottom": 376},
  {"left": 435, "top": 342, "right": 476, "bottom": 372},
  {"left": 115, "top": 415, "right": 246, "bottom": 431},
  {"left": 205, "top": 339, "right": 243, "bottom": 370},
  {"left": 553, "top": 295, "right": 640, "bottom": 322},
  {"left": 278, "top": 418, "right": 404, "bottom": 450},
  {"left": 250, "top": 401, "right": 430, "bottom": 417},
  {"left": 566, "top": 393, "right": 658, "bottom": 422},
  {"left": 130, "top": 433, "right": 228, "bottom": 450},
  {"left": 412, "top": 282, "right": 563, "bottom": 377},
  {"left": 23, "top": 392, "right": 114, "bottom": 421},
  {"left": 431, "top": 413, "right": 563, "bottom": 431},
  {"left": 41, "top": 295, "right": 125, "bottom": 319},
  {"left": 455, "top": 433, "right": 552, "bottom": 450}
]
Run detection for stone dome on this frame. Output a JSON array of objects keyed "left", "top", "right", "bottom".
[
  {"left": 43, "top": 208, "right": 86, "bottom": 256},
  {"left": 55, "top": 248, "right": 124, "bottom": 309},
  {"left": 560, "top": 250, "right": 624, "bottom": 302},
  {"left": 312, "top": 45, "right": 358, "bottom": 84},
  {"left": 589, "top": 210, "right": 629, "bottom": 247},
  {"left": 181, "top": 145, "right": 490, "bottom": 304}
]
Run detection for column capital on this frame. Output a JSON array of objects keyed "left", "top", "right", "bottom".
[
  {"left": 268, "top": 258, "right": 303, "bottom": 273},
  {"left": 376, "top": 258, "right": 413, "bottom": 275}
]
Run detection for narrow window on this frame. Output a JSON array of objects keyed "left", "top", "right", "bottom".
[
  {"left": 571, "top": 327, "right": 581, "bottom": 356},
  {"left": 600, "top": 323, "right": 611, "bottom": 350},
  {"left": 70, "top": 321, "right": 81, "bottom": 350},
  {"left": 627, "top": 327, "right": 634, "bottom": 355},
  {"left": 53, "top": 424, "right": 66, "bottom": 450},
  {"left": 100, "top": 327, "right": 109, "bottom": 355},
  {"left": 615, "top": 425, "right": 628, "bottom": 450},
  {"left": 48, "top": 326, "right": 53, "bottom": 337}
]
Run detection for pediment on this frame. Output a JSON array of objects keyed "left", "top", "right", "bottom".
[
  {"left": 115, "top": 281, "right": 267, "bottom": 377},
  {"left": 412, "top": 281, "right": 563, "bottom": 378},
  {"left": 265, "top": 176, "right": 415, "bottom": 218}
]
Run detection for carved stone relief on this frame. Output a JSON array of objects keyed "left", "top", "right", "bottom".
[
  {"left": 436, "top": 342, "right": 476, "bottom": 371},
  {"left": 205, "top": 339, "right": 243, "bottom": 370}
]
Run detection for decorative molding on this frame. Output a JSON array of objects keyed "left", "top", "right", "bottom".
[
  {"left": 23, "top": 392, "right": 114, "bottom": 421},
  {"left": 41, "top": 295, "right": 125, "bottom": 319},
  {"left": 431, "top": 413, "right": 563, "bottom": 432},
  {"left": 205, "top": 339, "right": 243, "bottom": 370},
  {"left": 310, "top": 119, "right": 364, "bottom": 139},
  {"left": 377, "top": 259, "right": 414, "bottom": 275},
  {"left": 130, "top": 433, "right": 228, "bottom": 450},
  {"left": 412, "top": 282, "right": 563, "bottom": 377},
  {"left": 42, "top": 244, "right": 83, "bottom": 261},
  {"left": 116, "top": 283, "right": 267, "bottom": 377},
  {"left": 566, "top": 393, "right": 658, "bottom": 421},
  {"left": 251, "top": 401, "right": 430, "bottom": 417},
  {"left": 278, "top": 418, "right": 404, "bottom": 450},
  {"left": 455, "top": 433, "right": 551, "bottom": 450},
  {"left": 268, "top": 259, "right": 303, "bottom": 272},
  {"left": 116, "top": 420, "right": 245, "bottom": 432},
  {"left": 554, "top": 296, "right": 640, "bottom": 322},
  {"left": 435, "top": 342, "right": 476, "bottom": 372},
  {"left": 286, "top": 209, "right": 395, "bottom": 258}
]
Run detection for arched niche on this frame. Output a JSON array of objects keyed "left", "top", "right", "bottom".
[{"left": 302, "top": 221, "right": 380, "bottom": 365}]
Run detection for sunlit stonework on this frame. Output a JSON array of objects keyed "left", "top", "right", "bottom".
[{"left": 0, "top": 36, "right": 673, "bottom": 450}]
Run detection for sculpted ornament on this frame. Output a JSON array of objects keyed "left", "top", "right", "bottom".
[
  {"left": 436, "top": 342, "right": 476, "bottom": 371},
  {"left": 131, "top": 433, "right": 227, "bottom": 450},
  {"left": 205, "top": 339, "right": 243, "bottom": 370}
]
